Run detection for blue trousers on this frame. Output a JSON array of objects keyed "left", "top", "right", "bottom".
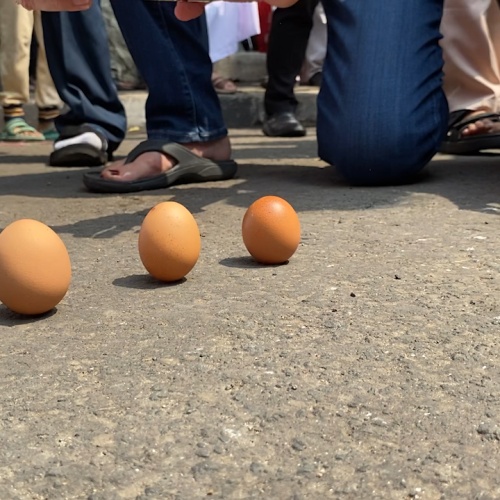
[
  {"left": 110, "top": 1, "right": 227, "bottom": 143},
  {"left": 318, "top": 0, "right": 448, "bottom": 185},
  {"left": 41, "top": 1, "right": 127, "bottom": 153}
]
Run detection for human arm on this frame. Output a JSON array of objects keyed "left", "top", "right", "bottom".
[{"left": 17, "top": 0, "right": 297, "bottom": 14}]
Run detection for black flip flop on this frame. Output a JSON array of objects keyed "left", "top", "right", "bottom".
[
  {"left": 439, "top": 109, "right": 500, "bottom": 155},
  {"left": 82, "top": 140, "right": 238, "bottom": 193}
]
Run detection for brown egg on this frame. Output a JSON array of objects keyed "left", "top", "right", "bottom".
[
  {"left": 242, "top": 196, "right": 301, "bottom": 264},
  {"left": 138, "top": 201, "right": 201, "bottom": 282},
  {"left": 0, "top": 219, "right": 72, "bottom": 315}
]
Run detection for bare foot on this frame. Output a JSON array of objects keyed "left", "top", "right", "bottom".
[
  {"left": 461, "top": 111, "right": 500, "bottom": 137},
  {"left": 100, "top": 137, "right": 231, "bottom": 183}
]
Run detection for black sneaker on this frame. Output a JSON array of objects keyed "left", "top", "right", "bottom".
[{"left": 262, "top": 112, "right": 306, "bottom": 138}]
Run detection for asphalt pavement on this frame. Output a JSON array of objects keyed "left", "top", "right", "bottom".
[{"left": 0, "top": 128, "right": 499, "bottom": 499}]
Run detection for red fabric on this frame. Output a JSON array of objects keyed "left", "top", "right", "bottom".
[{"left": 254, "top": 4, "right": 273, "bottom": 53}]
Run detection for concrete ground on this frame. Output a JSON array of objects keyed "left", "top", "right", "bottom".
[
  {"left": 10, "top": 84, "right": 319, "bottom": 131},
  {"left": 0, "top": 127, "right": 499, "bottom": 499}
]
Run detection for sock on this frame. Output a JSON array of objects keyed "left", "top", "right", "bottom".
[
  {"left": 54, "top": 132, "right": 103, "bottom": 151},
  {"left": 3, "top": 104, "right": 24, "bottom": 121},
  {"left": 38, "top": 106, "right": 60, "bottom": 123}
]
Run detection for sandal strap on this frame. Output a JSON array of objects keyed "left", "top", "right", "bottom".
[
  {"left": 125, "top": 140, "right": 202, "bottom": 165},
  {"left": 448, "top": 109, "right": 500, "bottom": 129},
  {"left": 211, "top": 75, "right": 227, "bottom": 86},
  {"left": 446, "top": 110, "right": 500, "bottom": 141},
  {"left": 212, "top": 75, "right": 237, "bottom": 92},
  {"left": 4, "top": 117, "right": 40, "bottom": 135}
]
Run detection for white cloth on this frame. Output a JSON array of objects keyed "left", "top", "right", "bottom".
[
  {"left": 303, "top": 3, "right": 326, "bottom": 80},
  {"left": 441, "top": 0, "right": 500, "bottom": 113},
  {"left": 205, "top": 2, "right": 261, "bottom": 63}
]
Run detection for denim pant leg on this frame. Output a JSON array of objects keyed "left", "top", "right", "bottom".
[
  {"left": 41, "top": 2, "right": 126, "bottom": 152},
  {"left": 111, "top": 1, "right": 227, "bottom": 143},
  {"left": 318, "top": 0, "right": 449, "bottom": 185}
]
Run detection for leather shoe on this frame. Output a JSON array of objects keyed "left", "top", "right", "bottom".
[
  {"left": 307, "top": 72, "right": 322, "bottom": 87},
  {"left": 262, "top": 112, "right": 306, "bottom": 137}
]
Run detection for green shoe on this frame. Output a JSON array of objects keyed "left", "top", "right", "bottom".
[{"left": 42, "top": 128, "right": 60, "bottom": 141}]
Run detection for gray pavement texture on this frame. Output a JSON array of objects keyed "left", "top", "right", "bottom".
[{"left": 0, "top": 130, "right": 500, "bottom": 500}]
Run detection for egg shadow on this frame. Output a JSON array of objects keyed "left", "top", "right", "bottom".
[
  {"left": 220, "top": 256, "right": 290, "bottom": 269},
  {"left": 0, "top": 305, "right": 58, "bottom": 326},
  {"left": 113, "top": 274, "right": 187, "bottom": 290}
]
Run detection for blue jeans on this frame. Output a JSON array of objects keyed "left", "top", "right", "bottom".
[
  {"left": 318, "top": 0, "right": 448, "bottom": 185},
  {"left": 111, "top": 1, "right": 227, "bottom": 143},
  {"left": 42, "top": 2, "right": 127, "bottom": 153}
]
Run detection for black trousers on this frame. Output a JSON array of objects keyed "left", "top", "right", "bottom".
[{"left": 264, "top": 0, "right": 320, "bottom": 117}]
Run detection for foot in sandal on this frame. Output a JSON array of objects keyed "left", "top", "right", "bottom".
[
  {"left": 83, "top": 136, "right": 237, "bottom": 193},
  {"left": 439, "top": 109, "right": 500, "bottom": 155},
  {"left": 0, "top": 117, "right": 44, "bottom": 142},
  {"left": 212, "top": 73, "right": 238, "bottom": 95}
]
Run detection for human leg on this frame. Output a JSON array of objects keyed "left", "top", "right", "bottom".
[
  {"left": 33, "top": 12, "right": 62, "bottom": 140},
  {"left": 263, "top": 0, "right": 319, "bottom": 137},
  {"left": 42, "top": 1, "right": 126, "bottom": 163},
  {"left": 0, "top": 0, "right": 32, "bottom": 108},
  {"left": 439, "top": 0, "right": 500, "bottom": 154},
  {"left": 206, "top": 3, "right": 260, "bottom": 95},
  {"left": 300, "top": 2, "right": 326, "bottom": 86},
  {"left": 111, "top": 1, "right": 224, "bottom": 142},
  {"left": 442, "top": 0, "right": 500, "bottom": 112},
  {"left": 0, "top": 1, "right": 44, "bottom": 140},
  {"left": 101, "top": 0, "right": 144, "bottom": 90},
  {"left": 82, "top": 1, "right": 235, "bottom": 192},
  {"left": 319, "top": 0, "right": 448, "bottom": 185},
  {"left": 18, "top": 0, "right": 91, "bottom": 12}
]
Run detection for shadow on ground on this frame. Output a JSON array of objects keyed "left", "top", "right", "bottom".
[
  {"left": 0, "top": 306, "right": 57, "bottom": 327},
  {"left": 113, "top": 274, "right": 187, "bottom": 289},
  {"left": 219, "top": 256, "right": 289, "bottom": 269},
  {"left": 1, "top": 133, "right": 499, "bottom": 240}
]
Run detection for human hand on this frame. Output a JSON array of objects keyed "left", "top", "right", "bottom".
[
  {"left": 15, "top": 0, "right": 296, "bottom": 14},
  {"left": 175, "top": 0, "right": 298, "bottom": 21},
  {"left": 16, "top": 0, "right": 91, "bottom": 11}
]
